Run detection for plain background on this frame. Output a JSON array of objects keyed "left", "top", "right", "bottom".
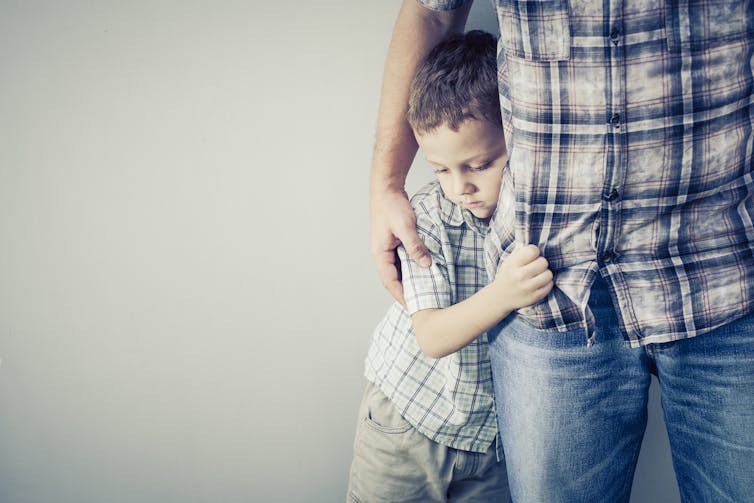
[{"left": 0, "top": 1, "right": 681, "bottom": 502}]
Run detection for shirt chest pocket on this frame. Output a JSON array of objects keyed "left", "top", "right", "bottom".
[
  {"left": 497, "top": 0, "right": 571, "bottom": 61},
  {"left": 665, "top": 0, "right": 750, "bottom": 52}
]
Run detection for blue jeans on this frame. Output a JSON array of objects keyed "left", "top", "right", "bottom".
[{"left": 488, "top": 277, "right": 754, "bottom": 502}]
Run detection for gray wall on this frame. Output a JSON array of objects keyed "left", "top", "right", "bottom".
[{"left": 0, "top": 1, "right": 679, "bottom": 502}]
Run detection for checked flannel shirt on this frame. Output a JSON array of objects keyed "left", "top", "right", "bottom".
[
  {"left": 423, "top": 0, "right": 754, "bottom": 346},
  {"left": 365, "top": 181, "right": 498, "bottom": 454}
]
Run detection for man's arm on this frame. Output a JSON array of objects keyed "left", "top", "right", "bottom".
[
  {"left": 370, "top": 0, "right": 472, "bottom": 306},
  {"left": 411, "top": 245, "right": 553, "bottom": 358}
]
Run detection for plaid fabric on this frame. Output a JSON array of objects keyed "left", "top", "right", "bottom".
[
  {"left": 423, "top": 0, "right": 754, "bottom": 347},
  {"left": 365, "top": 181, "right": 498, "bottom": 454},
  {"left": 418, "top": 0, "right": 469, "bottom": 11}
]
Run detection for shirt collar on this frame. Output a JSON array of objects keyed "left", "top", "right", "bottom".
[{"left": 439, "top": 192, "right": 489, "bottom": 236}]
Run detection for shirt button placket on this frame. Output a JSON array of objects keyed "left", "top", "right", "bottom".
[
  {"left": 601, "top": 250, "right": 618, "bottom": 264},
  {"left": 602, "top": 5, "right": 625, "bottom": 274}
]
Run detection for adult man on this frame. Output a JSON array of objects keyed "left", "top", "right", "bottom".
[{"left": 370, "top": 0, "right": 754, "bottom": 501}]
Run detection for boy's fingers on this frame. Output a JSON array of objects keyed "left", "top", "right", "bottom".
[
  {"left": 533, "top": 281, "right": 554, "bottom": 300},
  {"left": 529, "top": 269, "right": 554, "bottom": 289},
  {"left": 521, "top": 255, "right": 549, "bottom": 278},
  {"left": 526, "top": 274, "right": 554, "bottom": 302},
  {"left": 508, "top": 244, "right": 540, "bottom": 266}
]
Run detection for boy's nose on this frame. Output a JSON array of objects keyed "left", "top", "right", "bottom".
[{"left": 453, "top": 175, "right": 474, "bottom": 195}]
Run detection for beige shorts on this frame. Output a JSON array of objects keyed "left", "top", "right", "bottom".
[{"left": 346, "top": 381, "right": 510, "bottom": 503}]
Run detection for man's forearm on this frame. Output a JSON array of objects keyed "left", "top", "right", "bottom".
[{"left": 370, "top": 0, "right": 472, "bottom": 195}]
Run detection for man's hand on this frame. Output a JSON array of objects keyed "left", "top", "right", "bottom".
[
  {"left": 368, "top": 0, "right": 471, "bottom": 304},
  {"left": 370, "top": 189, "right": 431, "bottom": 306},
  {"left": 493, "top": 244, "right": 554, "bottom": 311}
]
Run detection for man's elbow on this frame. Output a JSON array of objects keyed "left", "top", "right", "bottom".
[{"left": 414, "top": 0, "right": 471, "bottom": 34}]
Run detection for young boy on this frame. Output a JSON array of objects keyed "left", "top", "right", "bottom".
[{"left": 347, "top": 31, "right": 553, "bottom": 502}]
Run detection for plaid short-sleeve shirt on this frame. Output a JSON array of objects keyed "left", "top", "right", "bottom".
[
  {"left": 424, "top": 0, "right": 754, "bottom": 347},
  {"left": 365, "top": 181, "right": 498, "bottom": 454}
]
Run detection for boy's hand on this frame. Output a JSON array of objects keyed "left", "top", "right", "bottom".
[
  {"left": 370, "top": 189, "right": 431, "bottom": 307},
  {"left": 493, "top": 244, "right": 554, "bottom": 311}
]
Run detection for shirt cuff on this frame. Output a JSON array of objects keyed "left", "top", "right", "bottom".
[
  {"left": 404, "top": 264, "right": 452, "bottom": 315},
  {"left": 417, "top": 0, "right": 472, "bottom": 12}
]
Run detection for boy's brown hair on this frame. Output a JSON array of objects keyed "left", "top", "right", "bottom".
[{"left": 407, "top": 30, "right": 502, "bottom": 134}]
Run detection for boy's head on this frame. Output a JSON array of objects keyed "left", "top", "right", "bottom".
[{"left": 407, "top": 30, "right": 507, "bottom": 220}]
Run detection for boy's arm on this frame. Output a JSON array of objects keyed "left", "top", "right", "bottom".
[
  {"left": 411, "top": 245, "right": 553, "bottom": 358},
  {"left": 370, "top": 0, "right": 473, "bottom": 306}
]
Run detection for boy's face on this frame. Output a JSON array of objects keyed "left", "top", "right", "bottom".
[{"left": 415, "top": 119, "right": 507, "bottom": 220}]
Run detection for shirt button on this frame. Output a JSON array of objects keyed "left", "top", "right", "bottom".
[
  {"left": 606, "top": 189, "right": 620, "bottom": 202},
  {"left": 610, "top": 113, "right": 621, "bottom": 128},
  {"left": 601, "top": 250, "right": 617, "bottom": 263},
  {"left": 610, "top": 27, "right": 621, "bottom": 45}
]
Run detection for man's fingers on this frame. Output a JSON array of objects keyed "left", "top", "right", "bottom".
[
  {"left": 370, "top": 188, "right": 422, "bottom": 298},
  {"left": 399, "top": 231, "right": 431, "bottom": 268},
  {"left": 377, "top": 251, "right": 406, "bottom": 307},
  {"left": 385, "top": 278, "right": 407, "bottom": 307}
]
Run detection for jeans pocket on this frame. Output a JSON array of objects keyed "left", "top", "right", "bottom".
[
  {"left": 497, "top": 0, "right": 571, "bottom": 61},
  {"left": 495, "top": 313, "right": 588, "bottom": 349},
  {"left": 665, "top": 0, "right": 748, "bottom": 53}
]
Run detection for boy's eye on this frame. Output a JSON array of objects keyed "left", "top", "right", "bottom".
[
  {"left": 433, "top": 168, "right": 449, "bottom": 174},
  {"left": 470, "top": 162, "right": 492, "bottom": 172}
]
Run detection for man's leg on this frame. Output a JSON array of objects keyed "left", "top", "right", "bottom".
[
  {"left": 488, "top": 279, "right": 651, "bottom": 502},
  {"left": 446, "top": 446, "right": 511, "bottom": 502},
  {"left": 652, "top": 312, "right": 754, "bottom": 502}
]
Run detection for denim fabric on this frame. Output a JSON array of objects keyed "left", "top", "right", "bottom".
[{"left": 488, "top": 277, "right": 754, "bottom": 502}]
